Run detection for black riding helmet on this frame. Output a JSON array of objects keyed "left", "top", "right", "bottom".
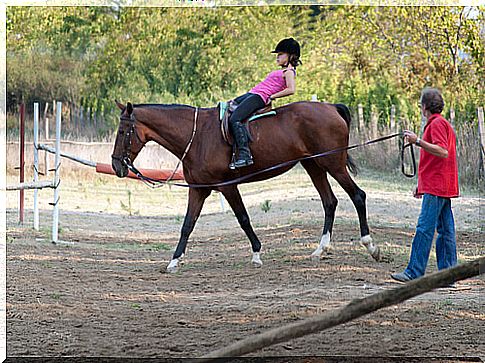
[{"left": 271, "top": 38, "right": 300, "bottom": 58}]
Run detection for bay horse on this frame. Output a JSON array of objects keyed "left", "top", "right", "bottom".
[{"left": 111, "top": 101, "right": 380, "bottom": 273}]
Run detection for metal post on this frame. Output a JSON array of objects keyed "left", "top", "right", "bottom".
[
  {"left": 19, "top": 103, "right": 25, "bottom": 224},
  {"left": 450, "top": 107, "right": 455, "bottom": 127},
  {"left": 33, "top": 103, "right": 39, "bottom": 230},
  {"left": 52, "top": 102, "right": 62, "bottom": 243},
  {"left": 478, "top": 107, "right": 485, "bottom": 175},
  {"left": 390, "top": 105, "right": 396, "bottom": 133}
]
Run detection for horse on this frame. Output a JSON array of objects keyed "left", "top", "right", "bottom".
[{"left": 111, "top": 100, "right": 380, "bottom": 273}]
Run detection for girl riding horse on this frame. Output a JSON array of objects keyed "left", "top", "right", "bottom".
[{"left": 229, "top": 38, "right": 301, "bottom": 169}]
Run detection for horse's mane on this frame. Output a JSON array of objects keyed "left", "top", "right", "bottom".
[{"left": 133, "top": 103, "right": 196, "bottom": 110}]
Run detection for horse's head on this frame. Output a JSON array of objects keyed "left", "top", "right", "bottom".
[{"left": 111, "top": 101, "right": 146, "bottom": 178}]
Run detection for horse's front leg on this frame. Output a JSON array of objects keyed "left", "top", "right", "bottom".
[
  {"left": 219, "top": 186, "right": 263, "bottom": 267},
  {"left": 166, "top": 187, "right": 211, "bottom": 273}
]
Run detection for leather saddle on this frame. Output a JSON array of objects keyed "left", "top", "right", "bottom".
[{"left": 218, "top": 100, "right": 277, "bottom": 146}]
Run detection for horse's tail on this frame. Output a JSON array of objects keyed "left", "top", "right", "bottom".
[{"left": 334, "top": 103, "right": 359, "bottom": 176}]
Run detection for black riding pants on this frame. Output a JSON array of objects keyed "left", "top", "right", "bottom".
[{"left": 229, "top": 93, "right": 266, "bottom": 126}]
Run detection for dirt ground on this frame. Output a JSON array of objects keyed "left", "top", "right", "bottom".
[{"left": 5, "top": 169, "right": 485, "bottom": 360}]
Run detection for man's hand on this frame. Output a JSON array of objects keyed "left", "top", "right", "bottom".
[
  {"left": 403, "top": 130, "right": 418, "bottom": 144},
  {"left": 404, "top": 129, "right": 448, "bottom": 158}
]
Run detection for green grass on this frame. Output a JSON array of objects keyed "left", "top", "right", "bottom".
[
  {"left": 148, "top": 243, "right": 172, "bottom": 252},
  {"left": 51, "top": 293, "right": 61, "bottom": 300},
  {"left": 435, "top": 299, "right": 454, "bottom": 310},
  {"left": 40, "top": 261, "right": 54, "bottom": 269}
]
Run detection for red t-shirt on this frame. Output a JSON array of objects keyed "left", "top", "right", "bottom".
[{"left": 417, "top": 114, "right": 459, "bottom": 198}]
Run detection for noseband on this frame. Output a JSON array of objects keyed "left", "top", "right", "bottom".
[{"left": 111, "top": 113, "right": 142, "bottom": 168}]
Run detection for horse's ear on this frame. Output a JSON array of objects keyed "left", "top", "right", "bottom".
[
  {"left": 126, "top": 102, "right": 134, "bottom": 115},
  {"left": 115, "top": 100, "right": 125, "bottom": 111}
]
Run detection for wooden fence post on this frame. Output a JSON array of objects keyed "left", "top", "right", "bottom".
[
  {"left": 370, "top": 105, "right": 378, "bottom": 139},
  {"left": 80, "top": 105, "right": 84, "bottom": 130},
  {"left": 358, "top": 104, "right": 364, "bottom": 139},
  {"left": 450, "top": 107, "right": 455, "bottom": 127},
  {"left": 420, "top": 113, "right": 427, "bottom": 134},
  {"left": 390, "top": 104, "right": 396, "bottom": 133}
]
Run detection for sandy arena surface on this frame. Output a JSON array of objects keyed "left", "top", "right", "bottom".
[{"left": 5, "top": 168, "right": 484, "bottom": 359}]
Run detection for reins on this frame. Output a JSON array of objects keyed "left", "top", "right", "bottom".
[
  {"left": 401, "top": 141, "right": 417, "bottom": 178},
  {"left": 121, "top": 124, "right": 417, "bottom": 189}
]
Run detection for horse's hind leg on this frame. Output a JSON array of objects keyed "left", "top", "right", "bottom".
[
  {"left": 219, "top": 186, "right": 263, "bottom": 267},
  {"left": 329, "top": 168, "right": 380, "bottom": 261},
  {"left": 167, "top": 187, "right": 211, "bottom": 273},
  {"left": 301, "top": 160, "right": 338, "bottom": 259}
]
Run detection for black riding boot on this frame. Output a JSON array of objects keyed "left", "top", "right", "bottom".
[{"left": 230, "top": 121, "right": 253, "bottom": 169}]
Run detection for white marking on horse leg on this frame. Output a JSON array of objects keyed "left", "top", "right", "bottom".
[
  {"left": 166, "top": 258, "right": 179, "bottom": 273},
  {"left": 311, "top": 232, "right": 331, "bottom": 259},
  {"left": 251, "top": 252, "right": 263, "bottom": 268},
  {"left": 360, "top": 235, "right": 380, "bottom": 261}
]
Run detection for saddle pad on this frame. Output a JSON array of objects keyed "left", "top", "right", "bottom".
[
  {"left": 219, "top": 101, "right": 228, "bottom": 121},
  {"left": 248, "top": 111, "right": 277, "bottom": 122},
  {"left": 218, "top": 102, "right": 276, "bottom": 146}
]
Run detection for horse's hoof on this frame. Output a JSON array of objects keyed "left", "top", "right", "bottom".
[
  {"left": 166, "top": 259, "right": 179, "bottom": 274},
  {"left": 323, "top": 245, "right": 333, "bottom": 254},
  {"left": 166, "top": 266, "right": 178, "bottom": 274},
  {"left": 310, "top": 249, "right": 322, "bottom": 261},
  {"left": 360, "top": 235, "right": 373, "bottom": 245},
  {"left": 251, "top": 253, "right": 263, "bottom": 268},
  {"left": 370, "top": 246, "right": 381, "bottom": 262}
]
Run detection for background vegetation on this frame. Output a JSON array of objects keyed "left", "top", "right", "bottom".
[
  {"left": 7, "top": 6, "right": 484, "bottom": 128},
  {"left": 6, "top": 6, "right": 485, "bottom": 188}
]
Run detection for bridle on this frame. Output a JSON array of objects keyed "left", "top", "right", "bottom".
[
  {"left": 112, "top": 107, "right": 199, "bottom": 184},
  {"left": 111, "top": 113, "right": 142, "bottom": 169}
]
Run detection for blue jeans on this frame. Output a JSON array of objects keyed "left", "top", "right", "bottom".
[{"left": 404, "top": 194, "right": 457, "bottom": 279}]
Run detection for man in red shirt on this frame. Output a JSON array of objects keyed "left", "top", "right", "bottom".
[{"left": 391, "top": 88, "right": 459, "bottom": 283}]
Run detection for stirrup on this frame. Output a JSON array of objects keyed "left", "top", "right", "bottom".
[
  {"left": 229, "top": 148, "right": 237, "bottom": 170},
  {"left": 231, "top": 158, "right": 254, "bottom": 169}
]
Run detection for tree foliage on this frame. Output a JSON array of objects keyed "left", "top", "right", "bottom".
[{"left": 7, "top": 5, "right": 484, "bottom": 131}]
